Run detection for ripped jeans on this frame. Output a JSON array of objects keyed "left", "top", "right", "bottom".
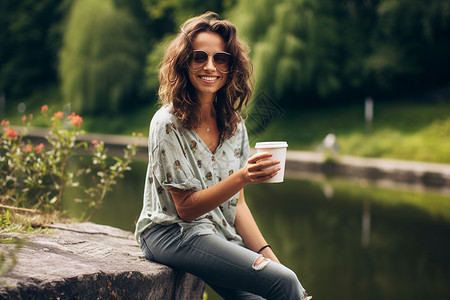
[{"left": 140, "top": 224, "right": 310, "bottom": 300}]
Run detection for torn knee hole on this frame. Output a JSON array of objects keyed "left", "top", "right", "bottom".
[{"left": 252, "top": 254, "right": 269, "bottom": 270}]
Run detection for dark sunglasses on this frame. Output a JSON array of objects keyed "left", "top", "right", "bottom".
[{"left": 189, "top": 50, "right": 232, "bottom": 73}]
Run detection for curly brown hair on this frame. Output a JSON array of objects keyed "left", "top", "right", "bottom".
[{"left": 158, "top": 12, "right": 253, "bottom": 140}]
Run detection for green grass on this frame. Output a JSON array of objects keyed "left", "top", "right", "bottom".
[
  {"left": 253, "top": 98, "right": 450, "bottom": 163},
  {"left": 81, "top": 102, "right": 160, "bottom": 135}
]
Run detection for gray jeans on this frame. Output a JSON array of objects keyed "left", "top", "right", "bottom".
[{"left": 140, "top": 224, "right": 309, "bottom": 300}]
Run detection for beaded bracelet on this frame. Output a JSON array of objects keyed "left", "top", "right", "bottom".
[{"left": 257, "top": 244, "right": 271, "bottom": 254}]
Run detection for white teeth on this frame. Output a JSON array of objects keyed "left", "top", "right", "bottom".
[{"left": 200, "top": 76, "right": 218, "bottom": 81}]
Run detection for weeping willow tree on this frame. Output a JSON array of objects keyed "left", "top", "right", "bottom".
[
  {"left": 228, "top": 0, "right": 340, "bottom": 108},
  {"left": 59, "top": 0, "right": 146, "bottom": 114}
]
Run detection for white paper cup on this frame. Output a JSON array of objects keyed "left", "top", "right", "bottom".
[{"left": 255, "top": 141, "right": 288, "bottom": 183}]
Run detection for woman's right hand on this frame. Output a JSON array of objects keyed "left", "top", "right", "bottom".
[{"left": 241, "top": 152, "right": 280, "bottom": 184}]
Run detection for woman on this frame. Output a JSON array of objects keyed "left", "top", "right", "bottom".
[{"left": 135, "top": 12, "right": 311, "bottom": 300}]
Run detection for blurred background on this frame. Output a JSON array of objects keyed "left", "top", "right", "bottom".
[{"left": 1, "top": 0, "right": 450, "bottom": 299}]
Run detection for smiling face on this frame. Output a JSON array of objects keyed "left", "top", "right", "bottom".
[{"left": 188, "top": 31, "right": 228, "bottom": 101}]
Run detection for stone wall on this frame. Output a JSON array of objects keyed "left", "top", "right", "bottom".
[
  {"left": 285, "top": 150, "right": 450, "bottom": 188},
  {"left": 0, "top": 222, "right": 205, "bottom": 299}
]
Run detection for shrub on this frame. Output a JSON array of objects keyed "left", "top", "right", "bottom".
[{"left": 0, "top": 105, "right": 140, "bottom": 221}]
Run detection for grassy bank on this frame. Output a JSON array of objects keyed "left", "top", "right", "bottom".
[{"left": 253, "top": 97, "right": 450, "bottom": 164}]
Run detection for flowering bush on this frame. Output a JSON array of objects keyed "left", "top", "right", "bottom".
[{"left": 0, "top": 105, "right": 140, "bottom": 221}]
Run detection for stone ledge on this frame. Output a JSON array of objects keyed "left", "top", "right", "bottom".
[
  {"left": 284, "top": 150, "right": 450, "bottom": 189},
  {"left": 0, "top": 222, "right": 205, "bottom": 300}
]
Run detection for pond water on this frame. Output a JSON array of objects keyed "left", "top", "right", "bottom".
[{"left": 76, "top": 161, "right": 450, "bottom": 300}]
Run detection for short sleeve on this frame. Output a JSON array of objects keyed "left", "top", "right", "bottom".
[{"left": 150, "top": 122, "right": 202, "bottom": 191}]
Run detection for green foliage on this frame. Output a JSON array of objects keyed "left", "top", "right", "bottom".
[
  {"left": 0, "top": 211, "right": 11, "bottom": 230},
  {"left": 228, "top": 0, "right": 343, "bottom": 106},
  {"left": 3, "top": 0, "right": 450, "bottom": 111},
  {"left": 363, "top": 0, "right": 450, "bottom": 90},
  {"left": 142, "top": 0, "right": 234, "bottom": 29},
  {"left": 80, "top": 138, "right": 137, "bottom": 221},
  {"left": 228, "top": 0, "right": 450, "bottom": 107},
  {"left": 0, "top": 0, "right": 72, "bottom": 99},
  {"left": 0, "top": 105, "right": 140, "bottom": 220},
  {"left": 145, "top": 35, "right": 175, "bottom": 93},
  {"left": 0, "top": 209, "right": 34, "bottom": 234},
  {"left": 59, "top": 0, "right": 147, "bottom": 114}
]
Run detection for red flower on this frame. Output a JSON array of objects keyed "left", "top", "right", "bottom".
[
  {"left": 41, "top": 105, "right": 49, "bottom": 113},
  {"left": 22, "top": 115, "right": 27, "bottom": 122},
  {"left": 6, "top": 129, "right": 17, "bottom": 140},
  {"left": 35, "top": 143, "right": 44, "bottom": 154},
  {"left": 67, "top": 112, "right": 83, "bottom": 127},
  {"left": 26, "top": 144, "right": 33, "bottom": 152},
  {"left": 52, "top": 111, "right": 64, "bottom": 120},
  {"left": 1, "top": 119, "right": 10, "bottom": 127},
  {"left": 92, "top": 140, "right": 98, "bottom": 147}
]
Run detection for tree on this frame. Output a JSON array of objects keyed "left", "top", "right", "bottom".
[
  {"left": 59, "top": 0, "right": 147, "bottom": 114},
  {"left": 0, "top": 0, "right": 72, "bottom": 100},
  {"left": 228, "top": 0, "right": 341, "bottom": 107},
  {"left": 365, "top": 0, "right": 450, "bottom": 91},
  {"left": 228, "top": 0, "right": 450, "bottom": 107}
]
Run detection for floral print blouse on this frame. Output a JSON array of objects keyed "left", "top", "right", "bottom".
[{"left": 135, "top": 106, "right": 250, "bottom": 246}]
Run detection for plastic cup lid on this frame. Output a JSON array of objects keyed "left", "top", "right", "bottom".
[{"left": 254, "top": 141, "right": 288, "bottom": 148}]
